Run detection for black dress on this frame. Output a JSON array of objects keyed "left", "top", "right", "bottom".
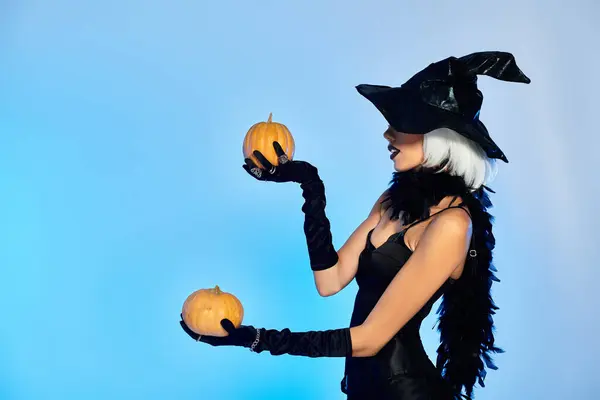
[{"left": 341, "top": 206, "right": 469, "bottom": 400}]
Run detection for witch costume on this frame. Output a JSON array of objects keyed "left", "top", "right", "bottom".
[{"left": 180, "top": 51, "right": 530, "bottom": 399}]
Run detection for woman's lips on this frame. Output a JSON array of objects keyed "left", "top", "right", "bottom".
[{"left": 388, "top": 144, "right": 400, "bottom": 160}]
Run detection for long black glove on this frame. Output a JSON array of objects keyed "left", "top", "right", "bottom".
[
  {"left": 243, "top": 141, "right": 338, "bottom": 271},
  {"left": 180, "top": 316, "right": 352, "bottom": 358}
]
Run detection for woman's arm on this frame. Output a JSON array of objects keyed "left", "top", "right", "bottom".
[
  {"left": 243, "top": 147, "right": 386, "bottom": 297},
  {"left": 312, "top": 191, "right": 387, "bottom": 297},
  {"left": 349, "top": 208, "right": 472, "bottom": 357},
  {"left": 181, "top": 209, "right": 470, "bottom": 359}
]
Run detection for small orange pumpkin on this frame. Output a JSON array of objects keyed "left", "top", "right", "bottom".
[
  {"left": 181, "top": 285, "right": 244, "bottom": 337},
  {"left": 242, "top": 113, "right": 295, "bottom": 169}
]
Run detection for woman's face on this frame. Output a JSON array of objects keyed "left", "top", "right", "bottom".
[{"left": 384, "top": 126, "right": 425, "bottom": 171}]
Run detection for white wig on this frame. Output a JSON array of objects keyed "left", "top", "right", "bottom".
[{"left": 422, "top": 128, "right": 498, "bottom": 190}]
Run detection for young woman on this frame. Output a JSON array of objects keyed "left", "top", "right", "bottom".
[{"left": 180, "top": 51, "right": 530, "bottom": 399}]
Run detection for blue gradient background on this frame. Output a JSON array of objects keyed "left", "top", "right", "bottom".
[{"left": 1, "top": 1, "right": 599, "bottom": 399}]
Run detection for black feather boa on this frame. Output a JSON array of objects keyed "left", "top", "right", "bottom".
[{"left": 383, "top": 168, "right": 502, "bottom": 399}]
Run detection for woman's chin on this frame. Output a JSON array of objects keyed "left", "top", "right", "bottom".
[
  {"left": 392, "top": 160, "right": 406, "bottom": 172},
  {"left": 393, "top": 158, "right": 422, "bottom": 172}
]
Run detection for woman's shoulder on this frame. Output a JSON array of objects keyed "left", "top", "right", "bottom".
[{"left": 427, "top": 199, "right": 473, "bottom": 241}]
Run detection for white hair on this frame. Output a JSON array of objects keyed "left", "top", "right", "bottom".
[{"left": 422, "top": 128, "right": 498, "bottom": 190}]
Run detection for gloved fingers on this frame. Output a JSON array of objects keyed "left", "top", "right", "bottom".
[
  {"left": 252, "top": 150, "right": 276, "bottom": 174},
  {"left": 220, "top": 319, "right": 237, "bottom": 334},
  {"left": 180, "top": 320, "right": 227, "bottom": 346},
  {"left": 243, "top": 158, "right": 264, "bottom": 180},
  {"left": 272, "top": 141, "right": 285, "bottom": 155},
  {"left": 244, "top": 157, "right": 260, "bottom": 170},
  {"left": 274, "top": 143, "right": 290, "bottom": 165},
  {"left": 272, "top": 141, "right": 290, "bottom": 165},
  {"left": 179, "top": 318, "right": 200, "bottom": 340},
  {"left": 242, "top": 163, "right": 263, "bottom": 180},
  {"left": 197, "top": 335, "right": 225, "bottom": 346}
]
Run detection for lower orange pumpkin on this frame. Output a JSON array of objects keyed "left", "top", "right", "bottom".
[{"left": 181, "top": 285, "right": 244, "bottom": 337}]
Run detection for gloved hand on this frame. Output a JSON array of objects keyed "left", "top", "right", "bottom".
[
  {"left": 243, "top": 141, "right": 319, "bottom": 184},
  {"left": 180, "top": 315, "right": 258, "bottom": 348},
  {"left": 179, "top": 315, "right": 352, "bottom": 358},
  {"left": 242, "top": 141, "right": 339, "bottom": 272}
]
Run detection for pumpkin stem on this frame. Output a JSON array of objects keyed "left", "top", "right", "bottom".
[
  {"left": 267, "top": 113, "right": 272, "bottom": 123},
  {"left": 214, "top": 285, "right": 221, "bottom": 294}
]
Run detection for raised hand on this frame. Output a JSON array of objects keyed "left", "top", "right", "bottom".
[
  {"left": 241, "top": 140, "right": 339, "bottom": 272},
  {"left": 242, "top": 141, "right": 319, "bottom": 184}
]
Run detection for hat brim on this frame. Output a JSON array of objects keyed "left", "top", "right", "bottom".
[
  {"left": 355, "top": 84, "right": 508, "bottom": 163},
  {"left": 356, "top": 84, "right": 425, "bottom": 133}
]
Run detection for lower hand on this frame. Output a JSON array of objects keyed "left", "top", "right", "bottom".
[{"left": 179, "top": 315, "right": 258, "bottom": 349}]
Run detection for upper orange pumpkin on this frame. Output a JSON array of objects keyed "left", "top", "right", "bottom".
[{"left": 242, "top": 113, "right": 295, "bottom": 169}]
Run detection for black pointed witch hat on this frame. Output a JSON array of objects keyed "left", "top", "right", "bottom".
[{"left": 356, "top": 51, "right": 531, "bottom": 163}]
